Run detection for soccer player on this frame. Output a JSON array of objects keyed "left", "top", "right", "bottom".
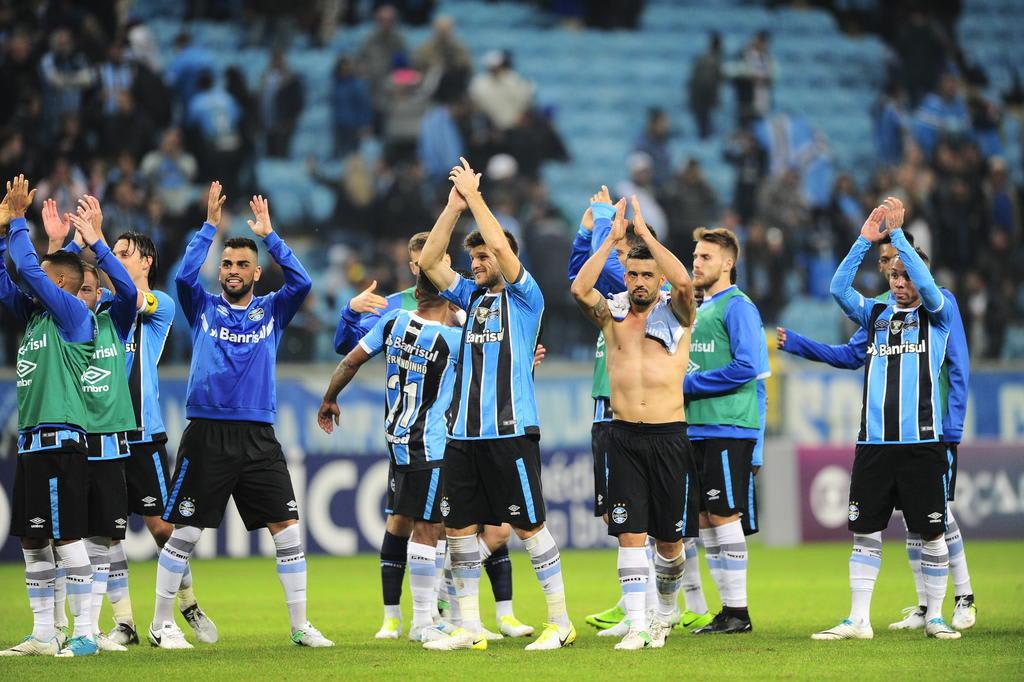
[
  {"left": 813, "top": 198, "right": 961, "bottom": 641},
  {"left": 571, "top": 196, "right": 698, "bottom": 649},
  {"left": 0, "top": 176, "right": 96, "bottom": 656},
  {"left": 149, "top": 182, "right": 331, "bottom": 649},
  {"left": 417, "top": 158, "right": 574, "bottom": 651},
  {"left": 318, "top": 271, "right": 462, "bottom": 641},
  {"left": 777, "top": 234, "right": 974, "bottom": 631},
  {"left": 685, "top": 226, "right": 766, "bottom": 634}
]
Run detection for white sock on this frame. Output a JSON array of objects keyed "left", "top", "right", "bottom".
[
  {"left": 945, "top": 508, "right": 972, "bottom": 597},
  {"left": 681, "top": 538, "right": 708, "bottom": 614},
  {"left": 84, "top": 537, "right": 110, "bottom": 635},
  {"left": 904, "top": 531, "right": 926, "bottom": 607},
  {"left": 23, "top": 546, "right": 56, "bottom": 641},
  {"left": 921, "top": 537, "right": 949, "bottom": 622},
  {"left": 107, "top": 541, "right": 133, "bottom": 626},
  {"left": 699, "top": 527, "right": 723, "bottom": 605},
  {"left": 273, "top": 524, "right": 307, "bottom": 631},
  {"left": 448, "top": 534, "right": 482, "bottom": 634},
  {"left": 644, "top": 541, "right": 658, "bottom": 613},
  {"left": 442, "top": 550, "right": 462, "bottom": 625},
  {"left": 848, "top": 532, "right": 882, "bottom": 626},
  {"left": 53, "top": 566, "right": 67, "bottom": 629},
  {"left": 153, "top": 526, "right": 201, "bottom": 626},
  {"left": 522, "top": 526, "right": 570, "bottom": 629},
  {"left": 407, "top": 541, "right": 437, "bottom": 628},
  {"left": 434, "top": 539, "right": 447, "bottom": 609},
  {"left": 617, "top": 545, "right": 649, "bottom": 631},
  {"left": 715, "top": 521, "right": 748, "bottom": 608},
  {"left": 54, "top": 541, "right": 94, "bottom": 638},
  {"left": 654, "top": 549, "right": 685, "bottom": 619}
]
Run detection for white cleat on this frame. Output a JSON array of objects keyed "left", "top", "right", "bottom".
[
  {"left": 811, "top": 619, "right": 873, "bottom": 640},
  {"left": 416, "top": 625, "right": 453, "bottom": 643},
  {"left": 597, "top": 618, "right": 631, "bottom": 637},
  {"left": 481, "top": 626, "right": 503, "bottom": 641},
  {"left": 524, "top": 622, "right": 576, "bottom": 650},
  {"left": 148, "top": 621, "right": 193, "bottom": 649},
  {"left": 95, "top": 633, "right": 128, "bottom": 652},
  {"left": 374, "top": 617, "right": 402, "bottom": 640},
  {"left": 498, "top": 615, "right": 534, "bottom": 638},
  {"left": 0, "top": 635, "right": 61, "bottom": 656},
  {"left": 181, "top": 604, "right": 218, "bottom": 644},
  {"left": 648, "top": 618, "right": 673, "bottom": 649},
  {"left": 888, "top": 606, "right": 926, "bottom": 630},
  {"left": 291, "top": 622, "right": 334, "bottom": 647},
  {"left": 952, "top": 596, "right": 976, "bottom": 630},
  {"left": 422, "top": 627, "right": 487, "bottom": 651},
  {"left": 106, "top": 622, "right": 138, "bottom": 646},
  {"left": 614, "top": 629, "right": 654, "bottom": 650},
  {"left": 925, "top": 617, "right": 961, "bottom": 640}
]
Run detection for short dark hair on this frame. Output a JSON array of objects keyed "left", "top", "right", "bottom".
[
  {"left": 40, "top": 251, "right": 85, "bottom": 281},
  {"left": 693, "top": 226, "right": 740, "bottom": 263},
  {"left": 625, "top": 222, "right": 657, "bottom": 247},
  {"left": 80, "top": 260, "right": 98, "bottom": 282},
  {"left": 464, "top": 229, "right": 519, "bottom": 256},
  {"left": 408, "top": 231, "right": 430, "bottom": 255},
  {"left": 881, "top": 229, "right": 915, "bottom": 246},
  {"left": 114, "top": 231, "right": 158, "bottom": 286},
  {"left": 915, "top": 247, "right": 930, "bottom": 265},
  {"left": 415, "top": 271, "right": 443, "bottom": 303},
  {"left": 626, "top": 244, "right": 654, "bottom": 262},
  {"left": 224, "top": 237, "right": 259, "bottom": 255}
]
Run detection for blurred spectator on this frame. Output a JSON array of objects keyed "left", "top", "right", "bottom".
[
  {"left": 373, "top": 161, "right": 433, "bottom": 242},
  {"left": 633, "top": 108, "right": 673, "bottom": 189},
  {"left": 357, "top": 4, "right": 409, "bottom": 128},
  {"left": 141, "top": 128, "right": 198, "bottom": 217},
  {"left": 413, "top": 15, "right": 472, "bottom": 97},
  {"left": 103, "top": 178, "right": 146, "bottom": 233},
  {"left": 469, "top": 51, "right": 534, "bottom": 132},
  {"left": 32, "top": 157, "right": 86, "bottom": 216},
  {"left": 52, "top": 113, "right": 92, "bottom": 168},
  {"left": 616, "top": 152, "right": 668, "bottom": 239},
  {"left": 382, "top": 68, "right": 434, "bottom": 165},
  {"left": 125, "top": 19, "right": 163, "bottom": 72},
  {"left": 101, "top": 91, "right": 157, "bottom": 160},
  {"left": 419, "top": 96, "right": 465, "bottom": 183},
  {"left": 260, "top": 49, "right": 305, "bottom": 157},
  {"left": 723, "top": 128, "right": 767, "bottom": 223},
  {"left": 97, "top": 44, "right": 134, "bottom": 115},
  {"left": 331, "top": 55, "right": 374, "bottom": 156},
  {"left": 913, "top": 71, "right": 969, "bottom": 156},
  {"left": 186, "top": 70, "right": 243, "bottom": 188},
  {"left": 688, "top": 32, "right": 722, "bottom": 139},
  {"left": 39, "top": 29, "right": 96, "bottom": 135},
  {"left": 107, "top": 151, "right": 144, "bottom": 188},
  {"left": 0, "top": 30, "right": 41, "bottom": 130},
  {"left": 985, "top": 157, "right": 1021, "bottom": 247},
  {"left": 663, "top": 158, "right": 718, "bottom": 242},
  {"left": 894, "top": 8, "right": 951, "bottom": 107},
  {"left": 873, "top": 81, "right": 910, "bottom": 166},
  {"left": 499, "top": 108, "right": 569, "bottom": 179},
  {"left": 756, "top": 167, "right": 809, "bottom": 245},
  {"left": 728, "top": 31, "right": 774, "bottom": 126},
  {"left": 165, "top": 32, "right": 215, "bottom": 109}
]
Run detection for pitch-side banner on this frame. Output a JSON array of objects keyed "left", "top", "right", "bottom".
[{"left": 798, "top": 443, "right": 1024, "bottom": 541}]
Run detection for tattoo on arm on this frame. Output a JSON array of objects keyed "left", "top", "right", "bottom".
[{"left": 590, "top": 297, "right": 609, "bottom": 322}]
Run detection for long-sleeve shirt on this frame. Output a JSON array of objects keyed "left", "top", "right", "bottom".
[
  {"left": 176, "top": 223, "right": 312, "bottom": 423},
  {"left": 64, "top": 239, "right": 138, "bottom": 342},
  {"left": 333, "top": 286, "right": 416, "bottom": 356}
]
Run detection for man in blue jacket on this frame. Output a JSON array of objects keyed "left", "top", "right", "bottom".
[
  {"left": 149, "top": 182, "right": 331, "bottom": 650},
  {"left": 778, "top": 230, "right": 975, "bottom": 632}
]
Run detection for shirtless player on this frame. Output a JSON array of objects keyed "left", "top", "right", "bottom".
[{"left": 571, "top": 196, "right": 698, "bottom": 651}]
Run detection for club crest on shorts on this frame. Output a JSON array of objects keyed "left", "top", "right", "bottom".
[
  {"left": 178, "top": 498, "right": 196, "bottom": 518},
  {"left": 848, "top": 502, "right": 860, "bottom": 521},
  {"left": 248, "top": 307, "right": 265, "bottom": 322},
  {"left": 440, "top": 497, "right": 450, "bottom": 517},
  {"left": 611, "top": 505, "right": 627, "bottom": 524}
]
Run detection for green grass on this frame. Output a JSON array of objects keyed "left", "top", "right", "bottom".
[{"left": 1, "top": 542, "right": 1022, "bottom": 679}]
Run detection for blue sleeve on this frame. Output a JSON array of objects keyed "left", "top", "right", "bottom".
[
  {"left": 264, "top": 231, "right": 313, "bottom": 328},
  {"left": 829, "top": 236, "right": 876, "bottom": 329},
  {"left": 441, "top": 274, "right": 477, "bottom": 311},
  {"left": 590, "top": 210, "right": 627, "bottom": 295},
  {"left": 6, "top": 218, "right": 92, "bottom": 341},
  {"left": 93, "top": 240, "right": 138, "bottom": 342},
  {"left": 684, "top": 296, "right": 761, "bottom": 396},
  {"left": 781, "top": 327, "right": 867, "bottom": 370},
  {"left": 505, "top": 267, "right": 544, "bottom": 313},
  {"left": 174, "top": 222, "right": 216, "bottom": 327},
  {"left": 333, "top": 294, "right": 399, "bottom": 355},
  {"left": 889, "top": 228, "right": 948, "bottom": 322},
  {"left": 566, "top": 226, "right": 591, "bottom": 282},
  {"left": 63, "top": 240, "right": 82, "bottom": 255},
  {"left": 941, "top": 289, "right": 969, "bottom": 442},
  {"left": 752, "top": 379, "right": 767, "bottom": 467},
  {"left": 0, "top": 236, "right": 34, "bottom": 323},
  {"left": 356, "top": 308, "right": 400, "bottom": 358}
]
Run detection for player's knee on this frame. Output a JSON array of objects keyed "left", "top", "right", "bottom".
[
  {"left": 616, "top": 532, "right": 648, "bottom": 548},
  {"left": 21, "top": 537, "right": 48, "bottom": 550},
  {"left": 386, "top": 514, "right": 415, "bottom": 536},
  {"left": 482, "top": 523, "right": 512, "bottom": 546},
  {"left": 266, "top": 519, "right": 298, "bottom": 536},
  {"left": 921, "top": 531, "right": 944, "bottom": 542},
  {"left": 411, "top": 521, "right": 441, "bottom": 545},
  {"left": 654, "top": 539, "right": 683, "bottom": 560},
  {"left": 510, "top": 522, "right": 543, "bottom": 540}
]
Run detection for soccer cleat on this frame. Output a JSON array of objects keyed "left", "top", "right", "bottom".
[
  {"left": 693, "top": 610, "right": 752, "bottom": 634},
  {"left": 648, "top": 618, "right": 673, "bottom": 649},
  {"left": 437, "top": 599, "right": 450, "bottom": 616},
  {"left": 181, "top": 603, "right": 218, "bottom": 644},
  {"left": 596, "top": 618, "right": 631, "bottom": 637},
  {"left": 432, "top": 618, "right": 458, "bottom": 635},
  {"left": 417, "top": 625, "right": 453, "bottom": 643},
  {"left": 291, "top": 622, "right": 334, "bottom": 647},
  {"left": 107, "top": 622, "right": 139, "bottom": 646},
  {"left": 811, "top": 619, "right": 874, "bottom": 640},
  {"left": 952, "top": 595, "right": 976, "bottom": 630},
  {"left": 55, "top": 635, "right": 100, "bottom": 657},
  {"left": 374, "top": 617, "right": 402, "bottom": 640},
  {"left": 586, "top": 604, "right": 625, "bottom": 631},
  {"left": 888, "top": 606, "right": 926, "bottom": 630},
  {"left": 614, "top": 629, "right": 653, "bottom": 650},
  {"left": 481, "top": 626, "right": 503, "bottom": 641},
  {"left": 408, "top": 622, "right": 432, "bottom": 642},
  {"left": 925, "top": 617, "right": 961, "bottom": 640},
  {"left": 499, "top": 614, "right": 535, "bottom": 638},
  {"left": 525, "top": 622, "right": 576, "bottom": 650},
  {"left": 95, "top": 633, "right": 128, "bottom": 652},
  {"left": 148, "top": 621, "right": 193, "bottom": 649},
  {"left": 677, "top": 609, "right": 714, "bottom": 631},
  {"left": 0, "top": 635, "right": 61, "bottom": 656},
  {"left": 56, "top": 625, "right": 69, "bottom": 648},
  {"left": 422, "top": 626, "right": 487, "bottom": 651}
]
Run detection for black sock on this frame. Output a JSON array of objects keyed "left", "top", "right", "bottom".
[
  {"left": 380, "top": 531, "right": 408, "bottom": 607},
  {"left": 484, "top": 544, "right": 513, "bottom": 603}
]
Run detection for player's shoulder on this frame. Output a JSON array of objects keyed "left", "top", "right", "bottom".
[{"left": 150, "top": 289, "right": 175, "bottom": 308}]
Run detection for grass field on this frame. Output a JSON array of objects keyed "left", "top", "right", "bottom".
[{"left": 1, "top": 541, "right": 1022, "bottom": 680}]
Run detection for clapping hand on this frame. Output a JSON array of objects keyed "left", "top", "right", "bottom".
[
  {"left": 449, "top": 157, "right": 481, "bottom": 199},
  {"left": 207, "top": 181, "right": 226, "bottom": 228},
  {"left": 247, "top": 195, "right": 274, "bottom": 238},
  {"left": 859, "top": 205, "right": 887, "bottom": 243}
]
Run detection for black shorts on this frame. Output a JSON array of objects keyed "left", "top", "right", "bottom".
[
  {"left": 163, "top": 419, "right": 299, "bottom": 531},
  {"left": 86, "top": 459, "right": 129, "bottom": 540},
  {"left": 944, "top": 442, "right": 958, "bottom": 502},
  {"left": 10, "top": 438, "right": 89, "bottom": 540},
  {"left": 386, "top": 465, "right": 443, "bottom": 522},
  {"left": 848, "top": 442, "right": 948, "bottom": 535},
  {"left": 605, "top": 421, "right": 699, "bottom": 542},
  {"left": 693, "top": 438, "right": 756, "bottom": 519},
  {"left": 440, "top": 436, "right": 546, "bottom": 529},
  {"left": 126, "top": 436, "right": 172, "bottom": 516},
  {"left": 591, "top": 421, "right": 612, "bottom": 517}
]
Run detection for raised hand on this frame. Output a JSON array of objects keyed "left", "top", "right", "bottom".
[
  {"left": 590, "top": 184, "right": 612, "bottom": 207},
  {"left": 0, "top": 194, "right": 12, "bottom": 230},
  {"left": 532, "top": 343, "right": 546, "bottom": 369},
  {"left": 317, "top": 400, "right": 341, "bottom": 434},
  {"left": 349, "top": 280, "right": 388, "bottom": 314},
  {"left": 206, "top": 180, "right": 226, "bottom": 228},
  {"left": 76, "top": 195, "right": 104, "bottom": 241},
  {"left": 247, "top": 194, "right": 274, "bottom": 238},
  {"left": 580, "top": 207, "right": 594, "bottom": 231},
  {"left": 42, "top": 198, "right": 71, "bottom": 244},
  {"left": 446, "top": 184, "right": 468, "bottom": 213},
  {"left": 776, "top": 326, "right": 787, "bottom": 350},
  {"left": 68, "top": 210, "right": 100, "bottom": 247},
  {"left": 630, "top": 195, "right": 650, "bottom": 240},
  {"left": 449, "top": 156, "right": 481, "bottom": 198},
  {"left": 609, "top": 197, "right": 628, "bottom": 243},
  {"left": 883, "top": 196, "right": 905, "bottom": 233},
  {"left": 4, "top": 175, "right": 37, "bottom": 218},
  {"left": 859, "top": 205, "right": 887, "bottom": 243}
]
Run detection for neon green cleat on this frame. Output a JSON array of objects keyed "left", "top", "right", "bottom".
[
  {"left": 676, "top": 610, "right": 714, "bottom": 631},
  {"left": 499, "top": 615, "right": 535, "bottom": 638},
  {"left": 586, "top": 604, "right": 625, "bottom": 631}
]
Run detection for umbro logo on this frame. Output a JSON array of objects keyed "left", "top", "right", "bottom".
[
  {"left": 508, "top": 504, "right": 521, "bottom": 515},
  {"left": 81, "top": 366, "right": 112, "bottom": 385},
  {"left": 287, "top": 500, "right": 298, "bottom": 512},
  {"left": 16, "top": 360, "right": 37, "bottom": 378},
  {"left": 141, "top": 496, "right": 157, "bottom": 507},
  {"left": 115, "top": 518, "right": 127, "bottom": 529},
  {"left": 874, "top": 318, "right": 889, "bottom": 330},
  {"left": 217, "top": 305, "right": 229, "bottom": 317},
  {"left": 706, "top": 488, "right": 721, "bottom": 501},
  {"left": 29, "top": 517, "right": 46, "bottom": 528},
  {"left": 675, "top": 520, "right": 684, "bottom": 532},
  {"left": 928, "top": 512, "right": 943, "bottom": 523}
]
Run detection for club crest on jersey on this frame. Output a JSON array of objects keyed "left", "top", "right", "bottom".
[
  {"left": 848, "top": 503, "right": 860, "bottom": 521},
  {"left": 248, "top": 307, "right": 265, "bottom": 322},
  {"left": 440, "top": 498, "right": 450, "bottom": 517},
  {"left": 178, "top": 499, "right": 196, "bottom": 517},
  {"left": 611, "top": 505, "right": 627, "bottom": 524},
  {"left": 474, "top": 306, "right": 499, "bottom": 325},
  {"left": 890, "top": 319, "right": 904, "bottom": 334}
]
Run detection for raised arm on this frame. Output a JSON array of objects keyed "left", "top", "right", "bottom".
[
  {"left": 70, "top": 208, "right": 137, "bottom": 341},
  {"left": 175, "top": 181, "right": 225, "bottom": 326},
  {"left": 830, "top": 206, "right": 884, "bottom": 329},
  {"left": 42, "top": 198, "right": 72, "bottom": 253},
  {"left": 631, "top": 196, "right": 695, "bottom": 326},
  {"left": 0, "top": 234, "right": 33, "bottom": 323},
  {"left": 449, "top": 157, "right": 521, "bottom": 283},
  {"left": 247, "top": 194, "right": 312, "bottom": 327},
  {"left": 883, "top": 197, "right": 946, "bottom": 317},
  {"left": 318, "top": 310, "right": 394, "bottom": 433},
  {"left": 419, "top": 186, "right": 466, "bottom": 293},
  {"left": 684, "top": 296, "right": 760, "bottom": 397},
  {"left": 941, "top": 289, "right": 969, "bottom": 443},
  {"left": 570, "top": 203, "right": 626, "bottom": 330},
  {"left": 566, "top": 207, "right": 594, "bottom": 283},
  {"left": 777, "top": 325, "right": 867, "bottom": 370},
  {"left": 332, "top": 281, "right": 389, "bottom": 355}
]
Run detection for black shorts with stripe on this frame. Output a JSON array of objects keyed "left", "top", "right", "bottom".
[
  {"left": 386, "top": 463, "right": 444, "bottom": 522},
  {"left": 591, "top": 421, "right": 612, "bottom": 517},
  {"left": 848, "top": 442, "right": 948, "bottom": 535},
  {"left": 126, "top": 436, "right": 172, "bottom": 516},
  {"left": 693, "top": 438, "right": 756, "bottom": 526},
  {"left": 86, "top": 459, "right": 129, "bottom": 539},
  {"left": 11, "top": 431, "right": 89, "bottom": 540}
]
